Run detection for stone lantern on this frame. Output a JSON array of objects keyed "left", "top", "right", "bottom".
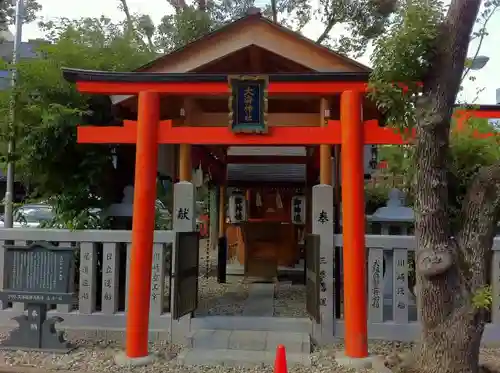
[
  {"left": 367, "top": 188, "right": 415, "bottom": 305},
  {"left": 369, "top": 188, "right": 414, "bottom": 235},
  {"left": 105, "top": 185, "right": 135, "bottom": 229}
]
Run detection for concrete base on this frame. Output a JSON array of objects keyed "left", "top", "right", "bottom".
[
  {"left": 335, "top": 352, "right": 375, "bottom": 370},
  {"left": 114, "top": 351, "right": 158, "bottom": 367}
]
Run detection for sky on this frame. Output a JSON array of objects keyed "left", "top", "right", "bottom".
[{"left": 15, "top": 0, "right": 500, "bottom": 105}]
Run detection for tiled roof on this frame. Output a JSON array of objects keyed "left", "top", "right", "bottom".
[
  {"left": 227, "top": 146, "right": 307, "bottom": 156},
  {"left": 227, "top": 163, "right": 306, "bottom": 182}
]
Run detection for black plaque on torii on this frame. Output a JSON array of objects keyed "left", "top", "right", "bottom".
[{"left": 0, "top": 242, "right": 75, "bottom": 352}]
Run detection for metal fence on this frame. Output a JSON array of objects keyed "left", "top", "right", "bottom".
[
  {"left": 332, "top": 234, "right": 500, "bottom": 343},
  {"left": 0, "top": 228, "right": 176, "bottom": 340}
]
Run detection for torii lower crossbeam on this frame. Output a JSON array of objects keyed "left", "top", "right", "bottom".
[{"left": 77, "top": 119, "right": 413, "bottom": 145}]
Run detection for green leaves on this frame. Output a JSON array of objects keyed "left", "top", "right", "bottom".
[
  {"left": 316, "top": 0, "right": 398, "bottom": 57},
  {"left": 472, "top": 285, "right": 492, "bottom": 310},
  {"left": 369, "top": 1, "right": 444, "bottom": 128},
  {"left": 0, "top": 16, "right": 154, "bottom": 228},
  {"left": 0, "top": 0, "right": 41, "bottom": 32},
  {"left": 378, "top": 116, "right": 500, "bottom": 229}
]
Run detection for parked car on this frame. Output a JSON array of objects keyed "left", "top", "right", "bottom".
[
  {"left": 0, "top": 203, "right": 54, "bottom": 228},
  {"left": 0, "top": 203, "right": 102, "bottom": 228},
  {"left": 0, "top": 200, "right": 172, "bottom": 229}
]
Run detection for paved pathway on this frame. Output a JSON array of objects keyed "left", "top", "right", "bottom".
[
  {"left": 178, "top": 283, "right": 311, "bottom": 367},
  {"left": 242, "top": 283, "right": 275, "bottom": 317}
]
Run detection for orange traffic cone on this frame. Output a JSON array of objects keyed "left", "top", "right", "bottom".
[{"left": 274, "top": 344, "right": 288, "bottom": 373}]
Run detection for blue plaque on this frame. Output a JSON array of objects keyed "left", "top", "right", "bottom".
[{"left": 228, "top": 75, "right": 268, "bottom": 133}]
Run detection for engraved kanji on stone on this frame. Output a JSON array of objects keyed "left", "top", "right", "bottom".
[
  {"left": 317, "top": 210, "right": 329, "bottom": 224},
  {"left": 177, "top": 208, "right": 190, "bottom": 220}
]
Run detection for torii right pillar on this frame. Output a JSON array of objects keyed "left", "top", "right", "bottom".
[{"left": 336, "top": 90, "right": 371, "bottom": 368}]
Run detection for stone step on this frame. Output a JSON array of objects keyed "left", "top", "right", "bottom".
[
  {"left": 186, "top": 329, "right": 311, "bottom": 354},
  {"left": 191, "top": 315, "right": 312, "bottom": 333},
  {"left": 177, "top": 348, "right": 311, "bottom": 367}
]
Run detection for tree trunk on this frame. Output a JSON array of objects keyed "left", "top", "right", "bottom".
[
  {"left": 402, "top": 1, "right": 494, "bottom": 372},
  {"left": 118, "top": 0, "right": 148, "bottom": 48},
  {"left": 402, "top": 162, "right": 500, "bottom": 373},
  {"left": 270, "top": 0, "right": 278, "bottom": 23}
]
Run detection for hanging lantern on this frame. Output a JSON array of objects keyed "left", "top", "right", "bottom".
[
  {"left": 193, "top": 162, "right": 204, "bottom": 187},
  {"left": 276, "top": 190, "right": 283, "bottom": 209},
  {"left": 255, "top": 191, "right": 262, "bottom": 207},
  {"left": 369, "top": 145, "right": 378, "bottom": 170},
  {"left": 229, "top": 191, "right": 247, "bottom": 223},
  {"left": 291, "top": 195, "right": 306, "bottom": 225}
]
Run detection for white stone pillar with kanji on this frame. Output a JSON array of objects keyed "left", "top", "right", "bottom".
[
  {"left": 311, "top": 184, "right": 335, "bottom": 344},
  {"left": 171, "top": 181, "right": 196, "bottom": 342}
]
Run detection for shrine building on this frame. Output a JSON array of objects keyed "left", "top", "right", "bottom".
[{"left": 61, "top": 8, "right": 500, "bottom": 366}]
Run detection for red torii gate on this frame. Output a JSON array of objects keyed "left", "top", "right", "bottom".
[{"left": 62, "top": 67, "right": 499, "bottom": 362}]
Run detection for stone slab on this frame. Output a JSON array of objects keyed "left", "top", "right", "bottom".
[
  {"left": 266, "top": 331, "right": 310, "bottom": 354},
  {"left": 177, "top": 348, "right": 311, "bottom": 367},
  {"left": 229, "top": 330, "right": 266, "bottom": 350},
  {"left": 188, "top": 329, "right": 310, "bottom": 354},
  {"left": 242, "top": 283, "right": 275, "bottom": 317},
  {"left": 191, "top": 316, "right": 312, "bottom": 333},
  {"left": 188, "top": 329, "right": 231, "bottom": 349}
]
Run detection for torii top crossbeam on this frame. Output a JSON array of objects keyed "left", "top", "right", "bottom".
[{"left": 63, "top": 68, "right": 411, "bottom": 146}]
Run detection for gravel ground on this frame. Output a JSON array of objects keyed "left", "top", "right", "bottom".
[
  {"left": 198, "top": 243, "right": 309, "bottom": 318},
  {"left": 195, "top": 276, "right": 249, "bottom": 316},
  {"left": 273, "top": 282, "right": 308, "bottom": 318},
  {"left": 195, "top": 244, "right": 249, "bottom": 316},
  {"left": 2, "top": 337, "right": 498, "bottom": 373},
  {"left": 0, "top": 336, "right": 414, "bottom": 373}
]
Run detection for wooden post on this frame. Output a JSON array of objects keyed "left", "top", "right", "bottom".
[
  {"left": 246, "top": 189, "right": 251, "bottom": 218},
  {"left": 218, "top": 186, "right": 226, "bottom": 238},
  {"left": 333, "top": 145, "right": 342, "bottom": 319},
  {"left": 217, "top": 185, "right": 227, "bottom": 283},
  {"left": 340, "top": 90, "right": 368, "bottom": 358},
  {"left": 180, "top": 98, "right": 194, "bottom": 182},
  {"left": 209, "top": 186, "right": 219, "bottom": 251},
  {"left": 319, "top": 98, "right": 332, "bottom": 185},
  {"left": 179, "top": 144, "right": 191, "bottom": 182},
  {"left": 125, "top": 91, "right": 160, "bottom": 358}
]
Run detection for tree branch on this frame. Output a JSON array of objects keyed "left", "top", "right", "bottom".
[
  {"left": 461, "top": 2, "right": 499, "bottom": 82},
  {"left": 166, "top": 0, "right": 187, "bottom": 13},
  {"left": 316, "top": 16, "right": 336, "bottom": 44},
  {"left": 456, "top": 162, "right": 500, "bottom": 291},
  {"left": 271, "top": 0, "right": 277, "bottom": 23},
  {"left": 117, "top": 0, "right": 148, "bottom": 49},
  {"left": 197, "top": 0, "right": 207, "bottom": 12}
]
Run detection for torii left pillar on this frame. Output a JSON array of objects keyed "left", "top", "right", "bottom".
[{"left": 116, "top": 91, "right": 160, "bottom": 365}]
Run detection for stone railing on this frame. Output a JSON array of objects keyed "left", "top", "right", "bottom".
[
  {"left": 333, "top": 234, "right": 500, "bottom": 343},
  {"left": 0, "top": 228, "right": 175, "bottom": 340}
]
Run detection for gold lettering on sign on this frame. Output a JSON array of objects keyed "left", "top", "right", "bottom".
[{"left": 244, "top": 86, "right": 254, "bottom": 121}]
